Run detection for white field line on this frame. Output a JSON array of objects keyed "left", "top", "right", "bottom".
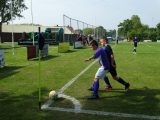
[
  {"left": 42, "top": 60, "right": 98, "bottom": 111},
  {"left": 42, "top": 107, "right": 160, "bottom": 120},
  {"left": 58, "top": 94, "right": 81, "bottom": 111},
  {"left": 142, "top": 43, "right": 160, "bottom": 49},
  {"left": 41, "top": 94, "right": 81, "bottom": 112},
  {"left": 58, "top": 45, "right": 116, "bottom": 94},
  {"left": 58, "top": 59, "right": 98, "bottom": 94},
  {"left": 145, "top": 44, "right": 152, "bottom": 48},
  {"left": 42, "top": 48, "right": 160, "bottom": 119}
]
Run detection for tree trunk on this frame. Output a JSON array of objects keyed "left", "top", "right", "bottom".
[{"left": 0, "top": 23, "right": 2, "bottom": 43}]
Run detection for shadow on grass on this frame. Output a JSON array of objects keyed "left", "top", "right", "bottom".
[
  {"left": 0, "top": 87, "right": 88, "bottom": 120},
  {"left": 74, "top": 47, "right": 87, "bottom": 50},
  {"left": 98, "top": 88, "right": 126, "bottom": 93},
  {"left": 0, "top": 87, "right": 53, "bottom": 120},
  {"left": 51, "top": 97, "right": 74, "bottom": 108},
  {"left": 82, "top": 87, "right": 160, "bottom": 116},
  {"left": 0, "top": 46, "right": 20, "bottom": 50},
  {"left": 30, "top": 55, "right": 60, "bottom": 61},
  {"left": 0, "top": 66, "right": 24, "bottom": 80},
  {"left": 0, "top": 88, "right": 120, "bottom": 120},
  {"left": 60, "top": 50, "right": 77, "bottom": 53},
  {"left": 0, "top": 87, "right": 159, "bottom": 120},
  {"left": 40, "top": 55, "right": 60, "bottom": 61}
]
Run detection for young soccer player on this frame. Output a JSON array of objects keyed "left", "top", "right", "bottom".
[
  {"left": 133, "top": 36, "right": 138, "bottom": 54},
  {"left": 100, "top": 38, "right": 130, "bottom": 90},
  {"left": 85, "top": 40, "right": 110, "bottom": 99}
]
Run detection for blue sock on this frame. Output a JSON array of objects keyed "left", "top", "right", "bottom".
[
  {"left": 104, "top": 76, "right": 112, "bottom": 87},
  {"left": 93, "top": 81, "right": 99, "bottom": 96},
  {"left": 117, "top": 77, "right": 127, "bottom": 85}
]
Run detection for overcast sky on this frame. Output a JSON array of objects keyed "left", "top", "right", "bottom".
[{"left": 13, "top": 0, "right": 160, "bottom": 30}]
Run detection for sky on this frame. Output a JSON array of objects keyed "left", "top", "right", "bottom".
[{"left": 13, "top": 0, "right": 160, "bottom": 30}]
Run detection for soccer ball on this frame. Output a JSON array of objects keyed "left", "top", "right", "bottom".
[{"left": 49, "top": 90, "right": 57, "bottom": 99}]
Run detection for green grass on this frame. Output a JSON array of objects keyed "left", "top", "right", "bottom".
[{"left": 0, "top": 42, "right": 160, "bottom": 120}]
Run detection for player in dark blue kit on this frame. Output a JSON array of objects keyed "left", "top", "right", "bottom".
[
  {"left": 133, "top": 36, "right": 138, "bottom": 54},
  {"left": 85, "top": 40, "right": 110, "bottom": 99},
  {"left": 100, "top": 38, "right": 130, "bottom": 90}
]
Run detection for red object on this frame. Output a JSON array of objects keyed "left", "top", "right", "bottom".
[
  {"left": 105, "top": 86, "right": 112, "bottom": 91},
  {"left": 27, "top": 45, "right": 37, "bottom": 60}
]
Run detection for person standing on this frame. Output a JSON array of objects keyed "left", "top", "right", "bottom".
[
  {"left": 85, "top": 40, "right": 110, "bottom": 99},
  {"left": 100, "top": 38, "right": 130, "bottom": 90},
  {"left": 133, "top": 36, "right": 138, "bottom": 54}
]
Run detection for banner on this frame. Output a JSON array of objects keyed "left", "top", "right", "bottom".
[
  {"left": 0, "top": 49, "right": 5, "bottom": 67},
  {"left": 74, "top": 41, "right": 83, "bottom": 48}
]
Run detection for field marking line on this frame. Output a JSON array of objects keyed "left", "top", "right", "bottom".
[
  {"left": 41, "top": 48, "right": 160, "bottom": 119},
  {"left": 42, "top": 60, "right": 98, "bottom": 111},
  {"left": 41, "top": 94, "right": 81, "bottom": 112},
  {"left": 42, "top": 107, "right": 160, "bottom": 120},
  {"left": 58, "top": 59, "right": 98, "bottom": 94},
  {"left": 58, "top": 94, "right": 81, "bottom": 111},
  {"left": 142, "top": 43, "right": 160, "bottom": 49}
]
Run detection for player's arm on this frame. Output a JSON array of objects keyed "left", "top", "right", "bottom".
[
  {"left": 109, "top": 46, "right": 116, "bottom": 68},
  {"left": 111, "top": 54, "right": 116, "bottom": 68},
  {"left": 85, "top": 55, "right": 94, "bottom": 61},
  {"left": 85, "top": 49, "right": 101, "bottom": 61}
]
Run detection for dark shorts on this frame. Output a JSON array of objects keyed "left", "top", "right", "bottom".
[
  {"left": 109, "top": 66, "right": 117, "bottom": 77},
  {"left": 134, "top": 42, "right": 137, "bottom": 47}
]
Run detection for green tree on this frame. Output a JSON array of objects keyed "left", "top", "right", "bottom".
[
  {"left": 106, "top": 29, "right": 116, "bottom": 38},
  {"left": 118, "top": 19, "right": 133, "bottom": 38},
  {"left": 0, "top": 0, "right": 27, "bottom": 42},
  {"left": 156, "top": 23, "right": 160, "bottom": 29},
  {"left": 131, "top": 15, "right": 142, "bottom": 29},
  {"left": 148, "top": 28, "right": 157, "bottom": 41},
  {"left": 83, "top": 28, "right": 94, "bottom": 36},
  {"left": 140, "top": 25, "right": 149, "bottom": 40},
  {"left": 118, "top": 15, "right": 146, "bottom": 40},
  {"left": 156, "top": 23, "right": 160, "bottom": 40},
  {"left": 95, "top": 26, "right": 107, "bottom": 39}
]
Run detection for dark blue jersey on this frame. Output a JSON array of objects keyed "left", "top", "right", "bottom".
[
  {"left": 133, "top": 37, "right": 138, "bottom": 43},
  {"left": 133, "top": 37, "right": 138, "bottom": 47},
  {"left": 104, "top": 45, "right": 116, "bottom": 66}
]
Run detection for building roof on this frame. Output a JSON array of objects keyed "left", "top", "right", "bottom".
[{"left": 2, "top": 24, "right": 73, "bottom": 34}]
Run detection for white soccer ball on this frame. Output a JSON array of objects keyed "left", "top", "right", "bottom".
[{"left": 49, "top": 90, "right": 57, "bottom": 99}]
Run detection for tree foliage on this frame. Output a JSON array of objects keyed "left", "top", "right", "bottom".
[
  {"left": 83, "top": 28, "right": 94, "bottom": 36},
  {"left": 118, "top": 15, "right": 160, "bottom": 41},
  {"left": 95, "top": 26, "right": 107, "bottom": 38},
  {"left": 156, "top": 23, "right": 160, "bottom": 40},
  {"left": 0, "top": 0, "right": 27, "bottom": 42},
  {"left": 106, "top": 29, "right": 116, "bottom": 38},
  {"left": 118, "top": 19, "right": 133, "bottom": 38},
  {"left": 83, "top": 26, "right": 107, "bottom": 39}
]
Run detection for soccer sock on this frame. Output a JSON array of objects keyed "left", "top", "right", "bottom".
[
  {"left": 133, "top": 47, "right": 136, "bottom": 52},
  {"left": 104, "top": 76, "right": 112, "bottom": 87},
  {"left": 117, "top": 77, "right": 127, "bottom": 86},
  {"left": 93, "top": 81, "right": 99, "bottom": 96}
]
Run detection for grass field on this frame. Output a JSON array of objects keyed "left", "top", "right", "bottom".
[{"left": 0, "top": 42, "right": 160, "bottom": 120}]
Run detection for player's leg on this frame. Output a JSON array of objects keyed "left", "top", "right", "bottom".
[
  {"left": 133, "top": 47, "right": 136, "bottom": 52},
  {"left": 103, "top": 75, "right": 112, "bottom": 90},
  {"left": 133, "top": 43, "right": 137, "bottom": 54},
  {"left": 87, "top": 79, "right": 100, "bottom": 99},
  {"left": 88, "top": 67, "right": 104, "bottom": 91},
  {"left": 110, "top": 67, "right": 130, "bottom": 90},
  {"left": 88, "top": 67, "right": 107, "bottom": 99}
]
